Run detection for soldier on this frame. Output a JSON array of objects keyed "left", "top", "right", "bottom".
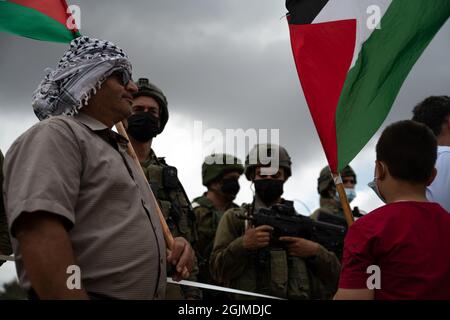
[
  {"left": 0, "top": 150, "right": 12, "bottom": 266},
  {"left": 310, "top": 165, "right": 364, "bottom": 222},
  {"left": 192, "top": 154, "right": 244, "bottom": 299},
  {"left": 210, "top": 144, "right": 340, "bottom": 300},
  {"left": 126, "top": 78, "right": 201, "bottom": 300}
]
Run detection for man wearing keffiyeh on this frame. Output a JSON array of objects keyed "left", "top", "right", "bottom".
[{"left": 2, "top": 36, "right": 195, "bottom": 300}]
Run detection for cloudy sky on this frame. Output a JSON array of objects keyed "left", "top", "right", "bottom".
[{"left": 1, "top": 0, "right": 449, "bottom": 285}]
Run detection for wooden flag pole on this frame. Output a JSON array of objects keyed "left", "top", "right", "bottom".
[
  {"left": 332, "top": 172, "right": 354, "bottom": 227},
  {"left": 115, "top": 121, "right": 175, "bottom": 249}
]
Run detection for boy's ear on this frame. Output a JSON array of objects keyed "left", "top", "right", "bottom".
[
  {"left": 426, "top": 167, "right": 437, "bottom": 187},
  {"left": 376, "top": 160, "right": 387, "bottom": 180}
]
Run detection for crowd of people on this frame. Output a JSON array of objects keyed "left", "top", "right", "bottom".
[{"left": 0, "top": 36, "right": 449, "bottom": 300}]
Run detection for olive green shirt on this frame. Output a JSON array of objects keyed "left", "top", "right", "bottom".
[
  {"left": 210, "top": 197, "right": 341, "bottom": 300},
  {"left": 0, "top": 150, "right": 12, "bottom": 258}
]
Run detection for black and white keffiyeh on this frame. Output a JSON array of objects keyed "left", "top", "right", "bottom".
[{"left": 32, "top": 36, "right": 132, "bottom": 121}]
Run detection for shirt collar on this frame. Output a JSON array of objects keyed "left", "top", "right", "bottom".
[
  {"left": 198, "top": 193, "right": 216, "bottom": 210},
  {"left": 141, "top": 148, "right": 158, "bottom": 167},
  {"left": 74, "top": 112, "right": 109, "bottom": 131},
  {"left": 74, "top": 112, "right": 129, "bottom": 146}
]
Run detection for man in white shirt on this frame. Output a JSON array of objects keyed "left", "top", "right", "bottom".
[{"left": 413, "top": 96, "right": 450, "bottom": 212}]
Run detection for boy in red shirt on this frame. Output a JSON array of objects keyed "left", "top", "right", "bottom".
[{"left": 335, "top": 120, "right": 450, "bottom": 300}]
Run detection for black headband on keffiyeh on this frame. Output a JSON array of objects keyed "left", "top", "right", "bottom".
[{"left": 32, "top": 36, "right": 132, "bottom": 121}]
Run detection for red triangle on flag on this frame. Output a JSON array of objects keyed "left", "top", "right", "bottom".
[
  {"left": 9, "top": 0, "right": 72, "bottom": 27},
  {"left": 288, "top": 19, "right": 356, "bottom": 172}
]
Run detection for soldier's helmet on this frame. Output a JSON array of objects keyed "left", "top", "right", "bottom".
[
  {"left": 244, "top": 144, "right": 292, "bottom": 181},
  {"left": 133, "top": 78, "right": 169, "bottom": 135},
  {"left": 317, "top": 165, "right": 357, "bottom": 195},
  {"left": 202, "top": 154, "right": 244, "bottom": 186}
]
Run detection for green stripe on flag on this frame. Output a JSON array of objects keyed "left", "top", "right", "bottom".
[
  {"left": 0, "top": 1, "right": 78, "bottom": 43},
  {"left": 335, "top": 0, "right": 450, "bottom": 171}
]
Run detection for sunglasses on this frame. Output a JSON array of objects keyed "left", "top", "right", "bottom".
[{"left": 112, "top": 69, "right": 132, "bottom": 86}]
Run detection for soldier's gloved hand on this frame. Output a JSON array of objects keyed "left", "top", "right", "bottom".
[
  {"left": 167, "top": 237, "right": 195, "bottom": 282},
  {"left": 243, "top": 225, "right": 273, "bottom": 250},
  {"left": 279, "top": 236, "right": 320, "bottom": 258}
]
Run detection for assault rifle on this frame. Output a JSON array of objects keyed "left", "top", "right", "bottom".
[{"left": 245, "top": 203, "right": 346, "bottom": 259}]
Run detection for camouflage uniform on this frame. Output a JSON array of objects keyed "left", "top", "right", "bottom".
[
  {"left": 310, "top": 198, "right": 362, "bottom": 220},
  {"left": 309, "top": 166, "right": 362, "bottom": 260},
  {"left": 0, "top": 150, "right": 12, "bottom": 261},
  {"left": 192, "top": 154, "right": 244, "bottom": 299},
  {"left": 209, "top": 144, "right": 340, "bottom": 300},
  {"left": 210, "top": 196, "right": 341, "bottom": 300},
  {"left": 141, "top": 149, "right": 201, "bottom": 299},
  {"left": 192, "top": 194, "right": 238, "bottom": 286}
]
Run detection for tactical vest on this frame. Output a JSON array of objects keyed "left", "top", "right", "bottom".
[
  {"left": 228, "top": 203, "right": 334, "bottom": 300},
  {"left": 141, "top": 152, "right": 201, "bottom": 300},
  {"left": 141, "top": 155, "right": 197, "bottom": 243}
]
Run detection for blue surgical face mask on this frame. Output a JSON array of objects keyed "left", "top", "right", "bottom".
[
  {"left": 335, "top": 188, "right": 357, "bottom": 203},
  {"left": 368, "top": 163, "right": 386, "bottom": 203},
  {"left": 368, "top": 180, "right": 386, "bottom": 204}
]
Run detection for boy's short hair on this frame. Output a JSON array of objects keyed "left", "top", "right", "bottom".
[
  {"left": 412, "top": 96, "right": 450, "bottom": 136},
  {"left": 376, "top": 120, "right": 437, "bottom": 183}
]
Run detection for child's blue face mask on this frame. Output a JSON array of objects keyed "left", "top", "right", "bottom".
[
  {"left": 368, "top": 179, "right": 386, "bottom": 204},
  {"left": 368, "top": 162, "right": 386, "bottom": 204}
]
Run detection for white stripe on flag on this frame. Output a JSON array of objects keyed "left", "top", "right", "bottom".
[{"left": 313, "top": 0, "right": 392, "bottom": 67}]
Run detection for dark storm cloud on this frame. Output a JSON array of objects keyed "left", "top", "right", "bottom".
[
  {"left": 1, "top": 0, "right": 449, "bottom": 165},
  {"left": 1, "top": 0, "right": 449, "bottom": 287}
]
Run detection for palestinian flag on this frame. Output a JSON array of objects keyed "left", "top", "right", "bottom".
[
  {"left": 287, "top": 0, "right": 450, "bottom": 172},
  {"left": 0, "top": 0, "right": 80, "bottom": 43}
]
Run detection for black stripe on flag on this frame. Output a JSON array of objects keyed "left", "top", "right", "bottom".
[{"left": 286, "top": 0, "right": 330, "bottom": 25}]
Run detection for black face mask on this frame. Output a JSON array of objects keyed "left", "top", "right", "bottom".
[
  {"left": 127, "top": 112, "right": 160, "bottom": 142},
  {"left": 254, "top": 179, "right": 284, "bottom": 205},
  {"left": 220, "top": 178, "right": 240, "bottom": 197}
]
